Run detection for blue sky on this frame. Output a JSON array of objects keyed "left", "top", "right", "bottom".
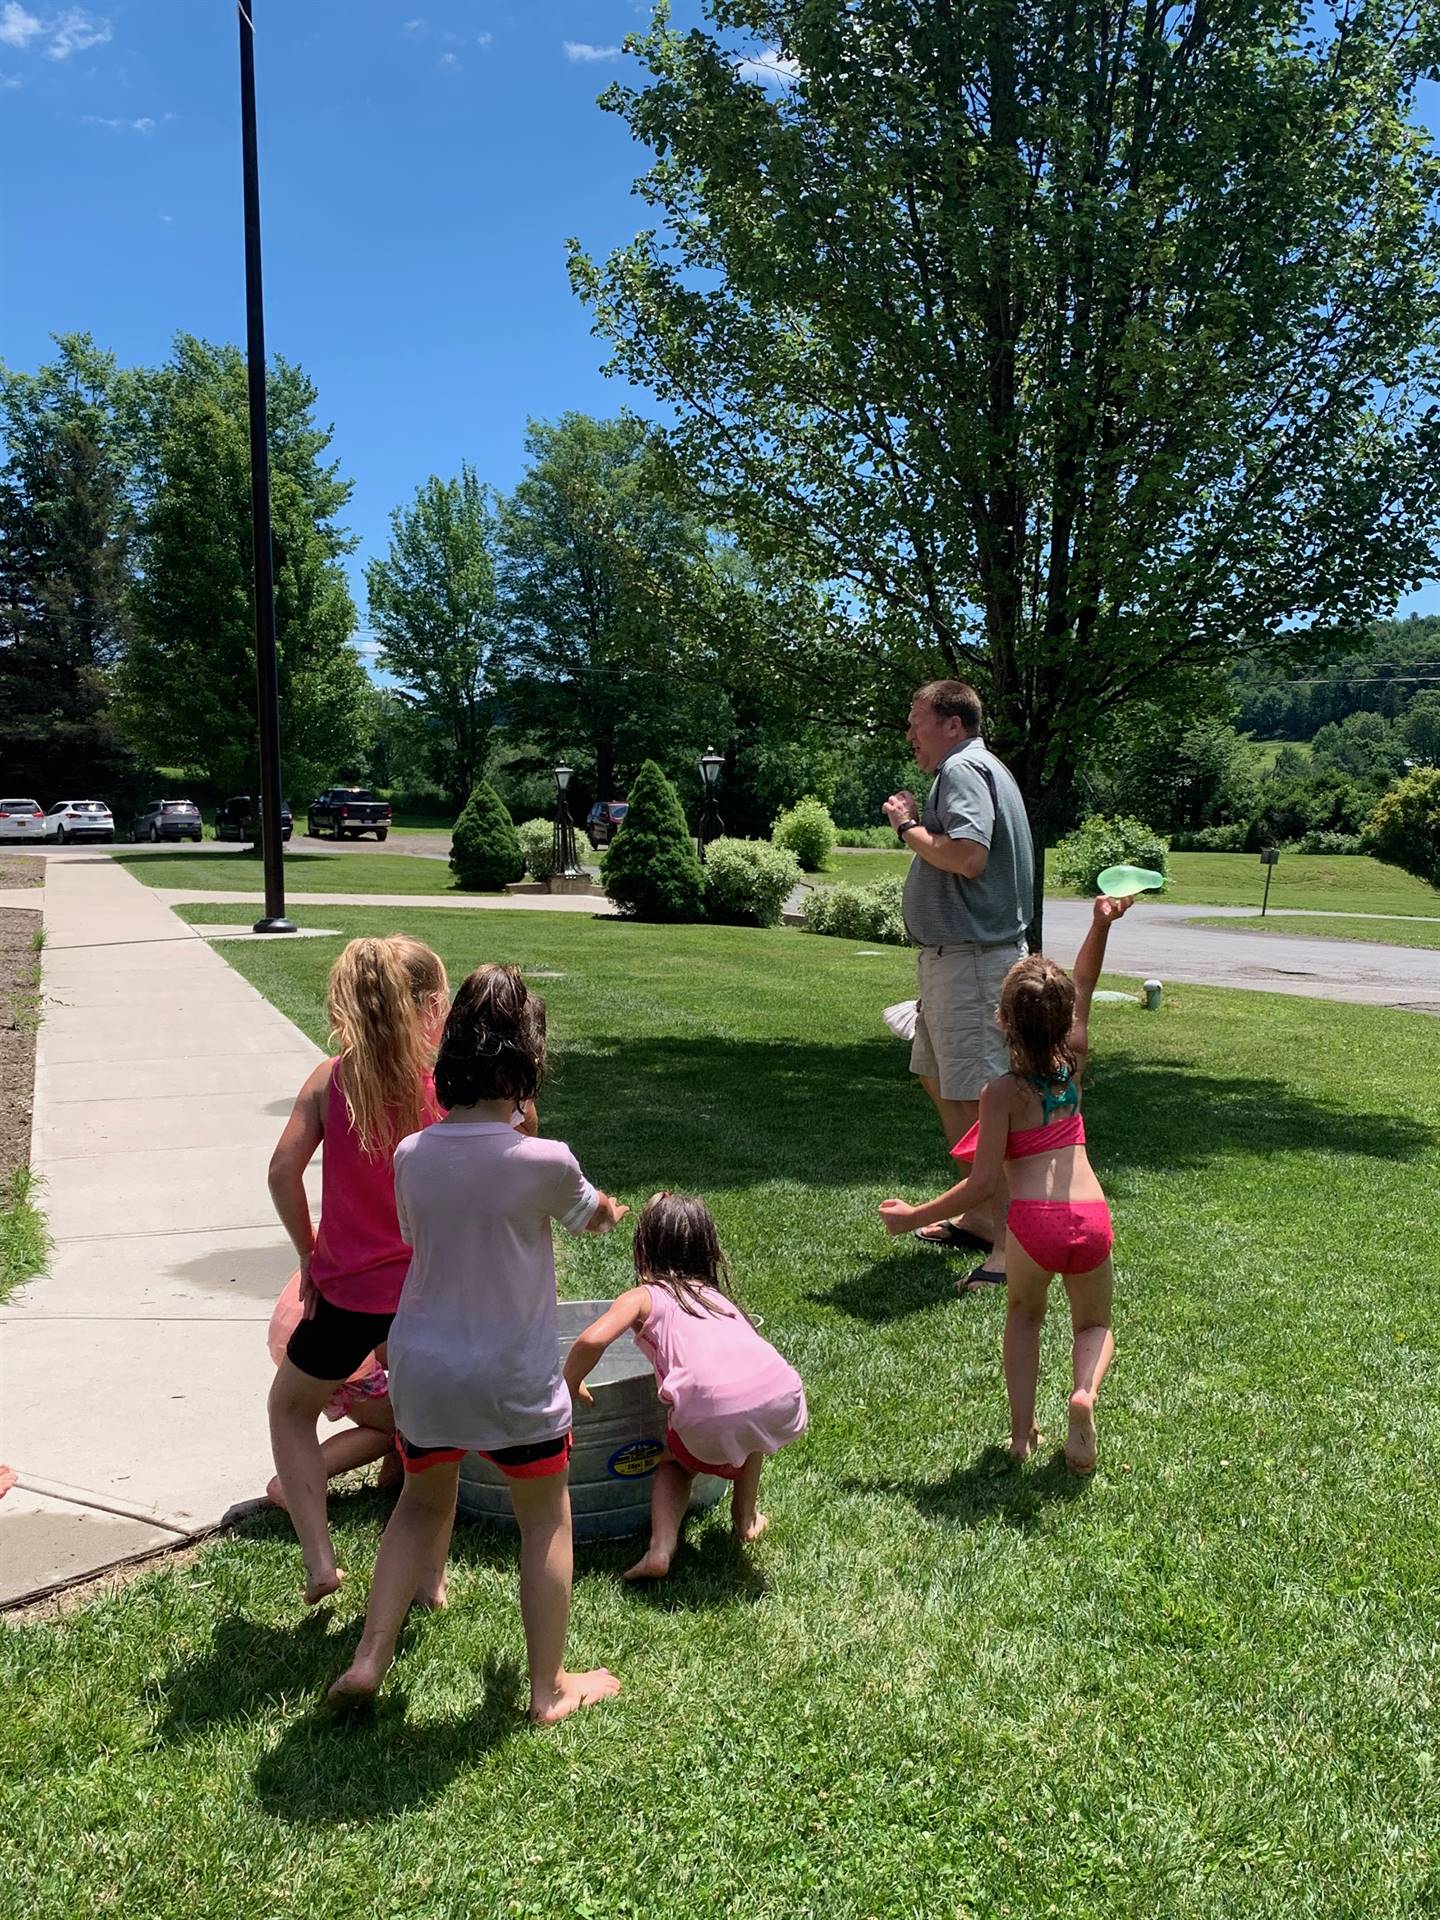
[{"left": 2, "top": 0, "right": 1437, "bottom": 658}]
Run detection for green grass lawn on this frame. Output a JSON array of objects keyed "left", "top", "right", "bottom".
[
  {"left": 1163, "top": 852, "right": 1440, "bottom": 915},
  {"left": 1185, "top": 912, "right": 1440, "bottom": 951},
  {"left": 6, "top": 907, "right": 1439, "bottom": 1917},
  {"left": 820, "top": 847, "right": 1440, "bottom": 919},
  {"left": 107, "top": 848, "right": 478, "bottom": 896}
]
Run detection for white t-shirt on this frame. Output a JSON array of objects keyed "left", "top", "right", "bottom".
[{"left": 387, "top": 1122, "right": 598, "bottom": 1451}]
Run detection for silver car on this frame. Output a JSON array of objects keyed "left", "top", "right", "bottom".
[
  {"left": 132, "top": 798, "right": 203, "bottom": 843},
  {"left": 43, "top": 799, "right": 114, "bottom": 844},
  {"left": 0, "top": 797, "right": 45, "bottom": 843}
]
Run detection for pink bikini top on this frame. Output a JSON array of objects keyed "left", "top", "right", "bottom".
[{"left": 952, "top": 1110, "right": 1086, "bottom": 1163}]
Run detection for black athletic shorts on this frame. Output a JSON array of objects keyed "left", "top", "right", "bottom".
[{"left": 285, "top": 1292, "right": 394, "bottom": 1383}]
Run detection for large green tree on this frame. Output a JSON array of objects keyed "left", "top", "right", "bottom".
[
  {"left": 498, "top": 413, "right": 729, "bottom": 805},
  {"left": 366, "top": 465, "right": 506, "bottom": 811},
  {"left": 0, "top": 334, "right": 138, "bottom": 797},
  {"left": 120, "top": 336, "right": 367, "bottom": 800},
  {"left": 571, "top": 1, "right": 1440, "bottom": 864}
]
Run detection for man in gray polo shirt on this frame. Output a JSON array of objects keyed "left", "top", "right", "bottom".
[{"left": 882, "top": 680, "right": 1034, "bottom": 1284}]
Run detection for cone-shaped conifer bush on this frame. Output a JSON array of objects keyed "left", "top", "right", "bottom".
[
  {"left": 601, "top": 759, "right": 705, "bottom": 921},
  {"left": 450, "top": 780, "right": 526, "bottom": 890}
]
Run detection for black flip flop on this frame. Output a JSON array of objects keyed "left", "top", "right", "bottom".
[
  {"left": 912, "top": 1221, "right": 993, "bottom": 1255},
  {"left": 955, "top": 1264, "right": 1006, "bottom": 1294}
]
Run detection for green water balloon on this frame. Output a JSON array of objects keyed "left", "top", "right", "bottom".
[{"left": 1096, "top": 864, "right": 1165, "bottom": 898}]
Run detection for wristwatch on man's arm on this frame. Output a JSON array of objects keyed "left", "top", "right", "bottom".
[{"left": 896, "top": 816, "right": 922, "bottom": 843}]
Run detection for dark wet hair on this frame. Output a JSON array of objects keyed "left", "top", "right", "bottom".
[
  {"left": 998, "top": 954, "right": 1078, "bottom": 1084},
  {"left": 434, "top": 963, "right": 546, "bottom": 1110},
  {"left": 633, "top": 1192, "right": 750, "bottom": 1322}
]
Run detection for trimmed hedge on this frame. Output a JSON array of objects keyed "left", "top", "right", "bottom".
[
  {"left": 802, "top": 877, "right": 909, "bottom": 946},
  {"left": 703, "top": 837, "right": 801, "bottom": 928},
  {"left": 516, "top": 817, "right": 560, "bottom": 881},
  {"left": 772, "top": 795, "right": 837, "bottom": 872}
]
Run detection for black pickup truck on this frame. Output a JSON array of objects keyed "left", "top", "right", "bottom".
[{"left": 306, "top": 788, "right": 392, "bottom": 841}]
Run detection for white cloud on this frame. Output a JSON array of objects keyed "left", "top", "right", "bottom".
[
  {"left": 0, "top": 5, "right": 112, "bottom": 60},
  {"left": 475, "top": 30, "right": 491, "bottom": 47},
  {"left": 401, "top": 17, "right": 424, "bottom": 32},
  {"left": 0, "top": 67, "right": 21, "bottom": 86},
  {"left": 0, "top": 4, "right": 41, "bottom": 49},
  {"left": 46, "top": 6, "right": 110, "bottom": 58},
  {"left": 83, "top": 111, "right": 152, "bottom": 131},
  {"left": 736, "top": 47, "right": 801, "bottom": 87},
  {"left": 437, "top": 49, "right": 459, "bottom": 70},
  {"left": 563, "top": 41, "right": 620, "bottom": 62}
]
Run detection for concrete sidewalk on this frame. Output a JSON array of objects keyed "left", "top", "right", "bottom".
[{"left": 0, "top": 852, "right": 322, "bottom": 1604}]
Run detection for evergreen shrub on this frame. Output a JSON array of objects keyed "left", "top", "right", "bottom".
[
  {"left": 772, "top": 795, "right": 837, "bottom": 871},
  {"left": 1051, "top": 814, "right": 1169, "bottom": 895},
  {"left": 450, "top": 781, "right": 525, "bottom": 890},
  {"left": 602, "top": 760, "right": 705, "bottom": 921}
]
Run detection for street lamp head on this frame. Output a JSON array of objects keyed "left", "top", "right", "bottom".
[
  {"left": 553, "top": 765, "right": 574, "bottom": 795},
  {"left": 699, "top": 747, "right": 724, "bottom": 791}
]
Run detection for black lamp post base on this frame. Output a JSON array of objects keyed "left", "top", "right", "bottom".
[{"left": 252, "top": 915, "right": 297, "bottom": 934}]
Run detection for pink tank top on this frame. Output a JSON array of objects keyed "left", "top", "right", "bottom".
[{"left": 309, "top": 1058, "right": 441, "bottom": 1315}]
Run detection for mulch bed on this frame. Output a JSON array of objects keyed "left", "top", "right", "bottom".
[{"left": 0, "top": 900, "right": 41, "bottom": 1183}]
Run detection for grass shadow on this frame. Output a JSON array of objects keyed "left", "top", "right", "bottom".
[
  {"left": 849, "top": 1444, "right": 1091, "bottom": 1535},
  {"left": 808, "top": 1250, "right": 962, "bottom": 1326},
  {"left": 543, "top": 1035, "right": 1432, "bottom": 1195},
  {"left": 251, "top": 1651, "right": 524, "bottom": 1824},
  {"left": 594, "top": 1516, "right": 769, "bottom": 1613}
]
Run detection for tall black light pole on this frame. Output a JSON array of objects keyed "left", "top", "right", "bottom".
[
  {"left": 238, "top": 0, "right": 294, "bottom": 933},
  {"left": 697, "top": 746, "right": 724, "bottom": 862}
]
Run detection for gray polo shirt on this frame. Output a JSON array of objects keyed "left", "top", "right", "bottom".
[{"left": 901, "top": 738, "right": 1034, "bottom": 948}]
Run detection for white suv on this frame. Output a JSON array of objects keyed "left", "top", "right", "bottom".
[
  {"left": 44, "top": 799, "right": 114, "bottom": 844},
  {"left": 0, "top": 798, "right": 45, "bottom": 842}
]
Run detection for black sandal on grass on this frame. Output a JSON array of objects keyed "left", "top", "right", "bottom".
[
  {"left": 912, "top": 1221, "right": 993, "bottom": 1254},
  {"left": 955, "top": 1264, "right": 1006, "bottom": 1294}
]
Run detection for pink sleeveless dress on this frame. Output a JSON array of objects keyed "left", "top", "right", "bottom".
[
  {"left": 309, "top": 1059, "right": 441, "bottom": 1315},
  {"left": 633, "top": 1284, "right": 807, "bottom": 1473}
]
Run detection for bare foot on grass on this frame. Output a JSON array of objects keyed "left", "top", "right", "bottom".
[
  {"left": 304, "top": 1567, "right": 345, "bottom": 1607},
  {"left": 326, "top": 1656, "right": 385, "bottom": 1709},
  {"left": 1009, "top": 1425, "right": 1040, "bottom": 1463},
  {"left": 529, "top": 1668, "right": 621, "bottom": 1725},
  {"left": 623, "top": 1547, "right": 673, "bottom": 1582},
  {"left": 1066, "top": 1391, "right": 1098, "bottom": 1474},
  {"left": 415, "top": 1578, "right": 447, "bottom": 1612},
  {"left": 733, "top": 1511, "right": 768, "bottom": 1545}
]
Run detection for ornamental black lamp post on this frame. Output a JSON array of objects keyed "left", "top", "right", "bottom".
[
  {"left": 552, "top": 765, "right": 582, "bottom": 878},
  {"left": 237, "top": 0, "right": 294, "bottom": 933},
  {"left": 697, "top": 746, "right": 724, "bottom": 862}
]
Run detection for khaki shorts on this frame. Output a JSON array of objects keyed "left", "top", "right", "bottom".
[{"left": 909, "top": 940, "right": 1025, "bottom": 1102}]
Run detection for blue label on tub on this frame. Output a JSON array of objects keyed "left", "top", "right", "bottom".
[{"left": 607, "top": 1440, "right": 664, "bottom": 1479}]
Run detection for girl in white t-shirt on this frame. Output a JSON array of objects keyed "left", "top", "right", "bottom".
[{"left": 328, "top": 965, "right": 627, "bottom": 1724}]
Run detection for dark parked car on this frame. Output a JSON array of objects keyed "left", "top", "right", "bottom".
[
  {"left": 214, "top": 795, "right": 293, "bottom": 842},
  {"left": 132, "top": 798, "right": 203, "bottom": 843},
  {"left": 586, "top": 801, "right": 629, "bottom": 848},
  {"left": 307, "top": 788, "right": 391, "bottom": 840}
]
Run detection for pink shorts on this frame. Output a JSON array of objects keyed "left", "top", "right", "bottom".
[{"left": 1006, "top": 1200, "right": 1113, "bottom": 1276}]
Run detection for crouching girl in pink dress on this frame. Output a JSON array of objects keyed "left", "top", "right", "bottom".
[{"left": 565, "top": 1193, "right": 808, "bottom": 1582}]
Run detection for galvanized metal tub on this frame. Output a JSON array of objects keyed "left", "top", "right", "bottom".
[{"left": 456, "top": 1298, "right": 728, "bottom": 1540}]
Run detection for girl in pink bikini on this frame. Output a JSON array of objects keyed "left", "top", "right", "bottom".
[
  {"left": 880, "top": 894, "right": 1133, "bottom": 1473},
  {"left": 565, "top": 1193, "right": 808, "bottom": 1582},
  {"left": 266, "top": 935, "right": 450, "bottom": 1604}
]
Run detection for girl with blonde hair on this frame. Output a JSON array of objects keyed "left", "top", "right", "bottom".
[{"left": 266, "top": 935, "right": 451, "bottom": 1604}]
